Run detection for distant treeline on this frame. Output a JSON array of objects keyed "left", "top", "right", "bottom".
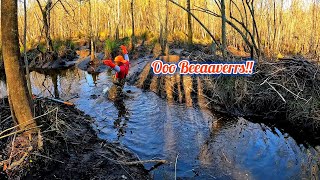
[{"left": 0, "top": 0, "right": 319, "bottom": 58}]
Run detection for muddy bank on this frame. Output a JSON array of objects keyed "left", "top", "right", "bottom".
[
  {"left": 128, "top": 52, "right": 320, "bottom": 144},
  {"left": 0, "top": 98, "right": 150, "bottom": 179},
  {"left": 24, "top": 45, "right": 78, "bottom": 71},
  {"left": 77, "top": 53, "right": 109, "bottom": 74}
]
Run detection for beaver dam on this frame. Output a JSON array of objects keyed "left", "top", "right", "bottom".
[
  {"left": 1, "top": 53, "right": 319, "bottom": 179},
  {"left": 129, "top": 54, "right": 320, "bottom": 143}
]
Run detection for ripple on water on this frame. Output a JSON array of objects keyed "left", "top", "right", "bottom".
[{"left": 0, "top": 69, "right": 319, "bottom": 179}]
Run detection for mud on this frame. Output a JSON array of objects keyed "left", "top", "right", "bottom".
[{"left": 25, "top": 48, "right": 77, "bottom": 71}]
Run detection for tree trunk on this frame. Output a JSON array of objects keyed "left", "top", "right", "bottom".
[
  {"left": 187, "top": 0, "right": 193, "bottom": 49},
  {"left": 163, "top": 0, "right": 169, "bottom": 55},
  {"left": 251, "top": 2, "right": 255, "bottom": 59},
  {"left": 272, "top": 0, "right": 276, "bottom": 56},
  {"left": 115, "top": 0, "right": 120, "bottom": 40},
  {"left": 169, "top": 0, "right": 221, "bottom": 49},
  {"left": 1, "top": 0, "right": 37, "bottom": 135},
  {"left": 89, "top": 0, "right": 95, "bottom": 61},
  {"left": 24, "top": 0, "right": 32, "bottom": 99},
  {"left": 44, "top": 0, "right": 53, "bottom": 52},
  {"left": 311, "top": 0, "right": 317, "bottom": 54},
  {"left": 221, "top": 0, "right": 227, "bottom": 58},
  {"left": 131, "top": 0, "right": 135, "bottom": 51},
  {"left": 36, "top": 0, "right": 54, "bottom": 52}
]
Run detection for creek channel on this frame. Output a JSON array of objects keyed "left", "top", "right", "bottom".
[{"left": 0, "top": 62, "right": 319, "bottom": 179}]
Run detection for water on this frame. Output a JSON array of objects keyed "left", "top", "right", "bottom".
[{"left": 0, "top": 67, "right": 319, "bottom": 179}]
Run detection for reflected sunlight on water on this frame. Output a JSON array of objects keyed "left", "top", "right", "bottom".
[{"left": 0, "top": 68, "right": 319, "bottom": 179}]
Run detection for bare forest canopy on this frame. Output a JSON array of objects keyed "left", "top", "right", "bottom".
[{"left": 0, "top": 0, "right": 320, "bottom": 58}]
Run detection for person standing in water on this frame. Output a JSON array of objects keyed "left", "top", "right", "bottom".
[
  {"left": 103, "top": 45, "right": 130, "bottom": 138},
  {"left": 103, "top": 45, "right": 129, "bottom": 100}
]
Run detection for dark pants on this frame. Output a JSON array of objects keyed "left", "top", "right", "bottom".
[{"left": 108, "top": 78, "right": 126, "bottom": 101}]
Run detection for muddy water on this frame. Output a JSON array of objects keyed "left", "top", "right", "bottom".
[{"left": 0, "top": 68, "right": 319, "bottom": 179}]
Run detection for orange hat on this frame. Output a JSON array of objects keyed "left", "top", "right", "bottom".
[{"left": 114, "top": 55, "right": 127, "bottom": 64}]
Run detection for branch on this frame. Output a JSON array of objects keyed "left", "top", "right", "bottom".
[
  {"left": 195, "top": 6, "right": 262, "bottom": 57},
  {"left": 245, "top": 1, "right": 261, "bottom": 52},
  {"left": 213, "top": 0, "right": 221, "bottom": 12},
  {"left": 48, "top": 0, "right": 60, "bottom": 12},
  {"left": 241, "top": 0, "right": 248, "bottom": 30},
  {"left": 168, "top": 0, "right": 222, "bottom": 49},
  {"left": 230, "top": 0, "right": 244, "bottom": 24},
  {"left": 194, "top": 7, "right": 257, "bottom": 55},
  {"left": 100, "top": 154, "right": 168, "bottom": 165},
  {"left": 58, "top": 0, "right": 71, "bottom": 16},
  {"left": 36, "top": 0, "right": 43, "bottom": 12},
  {"left": 222, "top": 5, "right": 258, "bottom": 55}
]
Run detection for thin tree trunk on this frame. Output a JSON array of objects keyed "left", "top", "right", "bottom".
[
  {"left": 24, "top": 0, "right": 32, "bottom": 98},
  {"left": 89, "top": 0, "right": 95, "bottom": 60},
  {"left": 272, "top": 0, "right": 276, "bottom": 56},
  {"left": 276, "top": 0, "right": 284, "bottom": 52},
  {"left": 36, "top": 0, "right": 53, "bottom": 52},
  {"left": 241, "top": 0, "right": 248, "bottom": 39},
  {"left": 115, "top": 0, "right": 120, "bottom": 40},
  {"left": 1, "top": 0, "right": 37, "bottom": 135},
  {"left": 78, "top": 1, "right": 82, "bottom": 37},
  {"left": 169, "top": 0, "right": 221, "bottom": 49},
  {"left": 131, "top": 0, "right": 135, "bottom": 51},
  {"left": 311, "top": 0, "right": 316, "bottom": 54},
  {"left": 221, "top": 0, "right": 227, "bottom": 58},
  {"left": 187, "top": 0, "right": 193, "bottom": 49},
  {"left": 164, "top": 0, "right": 169, "bottom": 55},
  {"left": 45, "top": 0, "right": 53, "bottom": 51}
]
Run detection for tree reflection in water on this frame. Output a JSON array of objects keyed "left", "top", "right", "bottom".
[
  {"left": 0, "top": 73, "right": 6, "bottom": 98},
  {"left": 113, "top": 97, "right": 129, "bottom": 139}
]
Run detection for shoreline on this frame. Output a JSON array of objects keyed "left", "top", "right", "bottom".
[{"left": 0, "top": 97, "right": 151, "bottom": 179}]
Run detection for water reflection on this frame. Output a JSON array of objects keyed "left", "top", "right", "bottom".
[
  {"left": 199, "top": 117, "right": 320, "bottom": 179},
  {"left": 90, "top": 72, "right": 99, "bottom": 86},
  {"left": 51, "top": 73, "right": 59, "bottom": 98},
  {"left": 113, "top": 98, "right": 129, "bottom": 139},
  {"left": 137, "top": 56, "right": 210, "bottom": 108},
  {"left": 182, "top": 75, "right": 193, "bottom": 107},
  {"left": 136, "top": 62, "right": 152, "bottom": 88},
  {"left": 0, "top": 68, "right": 319, "bottom": 179},
  {"left": 0, "top": 80, "right": 6, "bottom": 99}
]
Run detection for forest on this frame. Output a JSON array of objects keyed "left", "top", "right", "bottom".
[{"left": 0, "top": 0, "right": 320, "bottom": 179}]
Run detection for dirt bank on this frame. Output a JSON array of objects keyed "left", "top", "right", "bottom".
[{"left": 0, "top": 98, "right": 150, "bottom": 179}]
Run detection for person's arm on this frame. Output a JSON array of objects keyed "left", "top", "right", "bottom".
[
  {"left": 121, "top": 45, "right": 129, "bottom": 62},
  {"left": 103, "top": 60, "right": 121, "bottom": 72}
]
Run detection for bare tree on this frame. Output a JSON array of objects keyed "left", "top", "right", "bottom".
[
  {"left": 1, "top": 0, "right": 38, "bottom": 135},
  {"left": 187, "top": 0, "right": 193, "bottom": 48},
  {"left": 36, "top": 0, "right": 72, "bottom": 52},
  {"left": 169, "top": 0, "right": 221, "bottom": 49},
  {"left": 88, "top": 0, "right": 95, "bottom": 60},
  {"left": 245, "top": 0, "right": 261, "bottom": 58},
  {"left": 311, "top": 0, "right": 317, "bottom": 54},
  {"left": 221, "top": 0, "right": 227, "bottom": 58},
  {"left": 115, "top": 0, "right": 120, "bottom": 40},
  {"left": 131, "top": 0, "right": 135, "bottom": 51},
  {"left": 194, "top": 1, "right": 262, "bottom": 58},
  {"left": 164, "top": 0, "right": 169, "bottom": 55},
  {"left": 36, "top": 0, "right": 54, "bottom": 51},
  {"left": 24, "top": 0, "right": 32, "bottom": 98}
]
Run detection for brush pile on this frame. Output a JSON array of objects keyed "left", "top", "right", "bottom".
[{"left": 202, "top": 58, "right": 320, "bottom": 140}]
